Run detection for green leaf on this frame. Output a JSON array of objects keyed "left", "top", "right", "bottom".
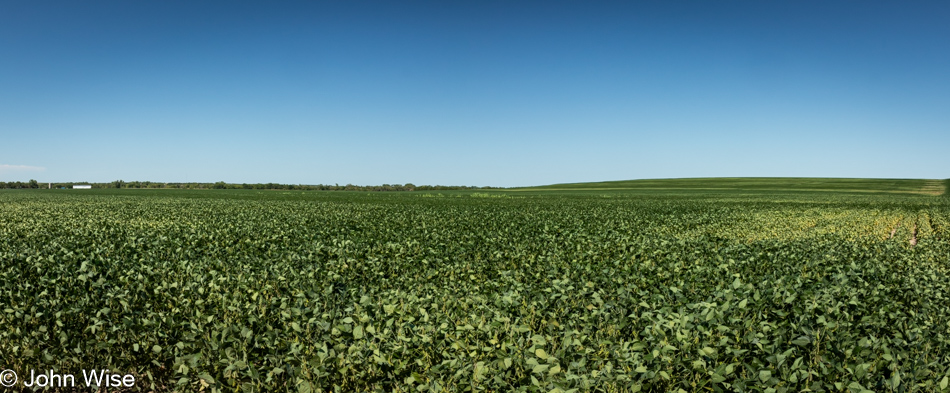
[
  {"left": 854, "top": 363, "right": 870, "bottom": 379},
  {"left": 791, "top": 336, "right": 810, "bottom": 346},
  {"left": 758, "top": 370, "right": 771, "bottom": 383},
  {"left": 198, "top": 372, "right": 216, "bottom": 385},
  {"left": 891, "top": 371, "right": 901, "bottom": 389},
  {"left": 848, "top": 382, "right": 871, "bottom": 393}
]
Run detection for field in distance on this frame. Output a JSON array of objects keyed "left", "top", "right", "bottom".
[
  {"left": 1, "top": 181, "right": 949, "bottom": 392},
  {"left": 514, "top": 177, "right": 948, "bottom": 196}
]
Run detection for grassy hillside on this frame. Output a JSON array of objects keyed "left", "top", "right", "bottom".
[{"left": 521, "top": 177, "right": 946, "bottom": 195}]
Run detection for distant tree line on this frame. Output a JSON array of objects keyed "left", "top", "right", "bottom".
[
  {"left": 1, "top": 180, "right": 498, "bottom": 191},
  {"left": 0, "top": 179, "right": 41, "bottom": 189}
]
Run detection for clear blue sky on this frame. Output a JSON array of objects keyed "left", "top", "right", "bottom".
[{"left": 2, "top": 1, "right": 948, "bottom": 187}]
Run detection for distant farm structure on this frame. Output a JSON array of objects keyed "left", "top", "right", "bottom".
[{"left": 72, "top": 185, "right": 92, "bottom": 189}]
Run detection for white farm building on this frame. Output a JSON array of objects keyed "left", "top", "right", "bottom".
[{"left": 73, "top": 185, "right": 92, "bottom": 189}]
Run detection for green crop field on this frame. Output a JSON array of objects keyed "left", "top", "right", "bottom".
[
  {"left": 518, "top": 177, "right": 947, "bottom": 196},
  {"left": 2, "top": 180, "right": 950, "bottom": 392}
]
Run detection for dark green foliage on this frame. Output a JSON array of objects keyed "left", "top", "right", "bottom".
[
  {"left": 0, "top": 181, "right": 494, "bottom": 191},
  {"left": 1, "top": 190, "right": 949, "bottom": 392}
]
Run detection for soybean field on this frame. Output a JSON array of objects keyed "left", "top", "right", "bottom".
[{"left": 1, "top": 184, "right": 950, "bottom": 392}]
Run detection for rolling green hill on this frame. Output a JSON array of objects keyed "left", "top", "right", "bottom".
[{"left": 520, "top": 177, "right": 946, "bottom": 195}]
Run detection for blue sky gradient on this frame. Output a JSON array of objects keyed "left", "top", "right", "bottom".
[{"left": 2, "top": 1, "right": 948, "bottom": 187}]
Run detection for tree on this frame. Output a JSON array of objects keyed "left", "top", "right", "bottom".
[{"left": 28, "top": 179, "right": 39, "bottom": 189}]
